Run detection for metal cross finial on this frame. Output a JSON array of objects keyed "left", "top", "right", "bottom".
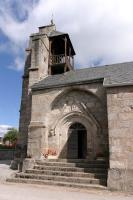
[{"left": 51, "top": 13, "right": 54, "bottom": 25}]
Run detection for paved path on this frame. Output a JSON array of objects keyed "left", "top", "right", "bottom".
[
  {"left": 0, "top": 182, "right": 133, "bottom": 200},
  {"left": 0, "top": 160, "right": 16, "bottom": 182}
]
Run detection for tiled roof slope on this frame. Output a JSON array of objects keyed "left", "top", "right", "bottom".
[{"left": 32, "top": 62, "right": 133, "bottom": 90}]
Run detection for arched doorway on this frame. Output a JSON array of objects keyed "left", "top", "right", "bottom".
[{"left": 67, "top": 122, "right": 87, "bottom": 159}]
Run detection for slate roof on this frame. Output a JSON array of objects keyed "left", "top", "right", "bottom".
[
  {"left": 32, "top": 61, "right": 133, "bottom": 90},
  {"left": 47, "top": 30, "right": 67, "bottom": 37}
]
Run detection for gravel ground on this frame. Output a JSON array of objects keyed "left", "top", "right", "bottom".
[
  {"left": 0, "top": 160, "right": 16, "bottom": 182},
  {"left": 0, "top": 160, "right": 133, "bottom": 200}
]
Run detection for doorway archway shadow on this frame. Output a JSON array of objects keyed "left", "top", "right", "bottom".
[{"left": 67, "top": 122, "right": 87, "bottom": 159}]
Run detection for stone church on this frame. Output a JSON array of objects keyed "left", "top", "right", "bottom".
[{"left": 11, "top": 23, "right": 133, "bottom": 192}]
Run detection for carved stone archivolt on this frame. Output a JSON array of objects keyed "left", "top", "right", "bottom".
[
  {"left": 48, "top": 128, "right": 55, "bottom": 137},
  {"left": 51, "top": 111, "right": 101, "bottom": 159},
  {"left": 50, "top": 97, "right": 101, "bottom": 133},
  {"left": 47, "top": 89, "right": 106, "bottom": 159},
  {"left": 62, "top": 97, "right": 85, "bottom": 113},
  {"left": 51, "top": 89, "right": 102, "bottom": 112}
]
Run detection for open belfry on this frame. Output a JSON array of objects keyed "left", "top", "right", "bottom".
[{"left": 9, "top": 22, "right": 133, "bottom": 192}]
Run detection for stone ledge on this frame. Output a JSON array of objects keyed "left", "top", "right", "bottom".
[
  {"left": 29, "top": 67, "right": 39, "bottom": 71},
  {"left": 29, "top": 121, "right": 45, "bottom": 128}
]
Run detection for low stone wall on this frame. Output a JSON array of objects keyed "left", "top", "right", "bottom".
[{"left": 0, "top": 150, "right": 15, "bottom": 160}]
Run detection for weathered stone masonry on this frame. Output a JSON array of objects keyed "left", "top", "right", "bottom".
[
  {"left": 107, "top": 86, "right": 133, "bottom": 192},
  {"left": 15, "top": 23, "right": 133, "bottom": 192},
  {"left": 28, "top": 83, "right": 108, "bottom": 160}
]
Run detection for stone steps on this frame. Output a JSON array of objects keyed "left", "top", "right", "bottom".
[
  {"left": 7, "top": 178, "right": 107, "bottom": 190},
  {"left": 34, "top": 165, "right": 107, "bottom": 173},
  {"left": 26, "top": 169, "right": 107, "bottom": 179},
  {"left": 15, "top": 172, "right": 106, "bottom": 185},
  {"left": 36, "top": 159, "right": 107, "bottom": 164},
  {"left": 7, "top": 159, "right": 108, "bottom": 190},
  {"left": 35, "top": 161, "right": 108, "bottom": 168}
]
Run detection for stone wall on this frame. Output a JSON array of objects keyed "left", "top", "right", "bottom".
[
  {"left": 18, "top": 76, "right": 31, "bottom": 147},
  {"left": 29, "top": 24, "right": 56, "bottom": 87},
  {"left": 0, "top": 150, "right": 15, "bottom": 160},
  {"left": 107, "top": 86, "right": 133, "bottom": 192},
  {"left": 18, "top": 24, "right": 56, "bottom": 157},
  {"left": 28, "top": 82, "right": 109, "bottom": 160},
  {"left": 29, "top": 35, "right": 50, "bottom": 86}
]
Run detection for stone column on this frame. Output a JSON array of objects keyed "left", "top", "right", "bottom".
[{"left": 27, "top": 122, "right": 45, "bottom": 159}]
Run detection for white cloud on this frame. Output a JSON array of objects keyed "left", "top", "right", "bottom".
[
  {"left": 0, "top": 125, "right": 12, "bottom": 137},
  {"left": 1, "top": 0, "right": 133, "bottom": 69},
  {"left": 14, "top": 57, "right": 25, "bottom": 71},
  {"left": 8, "top": 57, "right": 25, "bottom": 71}
]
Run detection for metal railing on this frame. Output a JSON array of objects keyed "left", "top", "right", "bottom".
[
  {"left": 50, "top": 54, "right": 65, "bottom": 65},
  {"left": 49, "top": 54, "right": 74, "bottom": 70}
]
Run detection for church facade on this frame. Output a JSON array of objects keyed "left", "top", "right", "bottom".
[{"left": 17, "top": 23, "right": 133, "bottom": 191}]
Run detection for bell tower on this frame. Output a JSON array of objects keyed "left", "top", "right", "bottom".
[
  {"left": 28, "top": 23, "right": 56, "bottom": 86},
  {"left": 12, "top": 22, "right": 76, "bottom": 169},
  {"left": 27, "top": 23, "right": 75, "bottom": 86},
  {"left": 48, "top": 30, "right": 75, "bottom": 75}
]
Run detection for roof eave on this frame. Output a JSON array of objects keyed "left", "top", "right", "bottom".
[
  {"left": 32, "top": 78, "right": 104, "bottom": 91},
  {"left": 49, "top": 33, "right": 76, "bottom": 56},
  {"left": 103, "top": 82, "right": 133, "bottom": 88}
]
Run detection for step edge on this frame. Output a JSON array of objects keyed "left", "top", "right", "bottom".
[
  {"left": 7, "top": 178, "right": 107, "bottom": 189},
  {"left": 16, "top": 173, "right": 106, "bottom": 181},
  {"left": 26, "top": 169, "right": 107, "bottom": 175}
]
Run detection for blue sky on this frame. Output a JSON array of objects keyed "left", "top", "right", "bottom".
[
  {"left": 1, "top": 0, "right": 133, "bottom": 136},
  {"left": 0, "top": 30, "right": 22, "bottom": 127},
  {"left": 0, "top": 58, "right": 22, "bottom": 127},
  {"left": 0, "top": 32, "right": 23, "bottom": 129}
]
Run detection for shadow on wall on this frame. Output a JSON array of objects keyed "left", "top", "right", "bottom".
[
  {"left": 51, "top": 88, "right": 109, "bottom": 161},
  {"left": 59, "top": 123, "right": 87, "bottom": 159},
  {"left": 58, "top": 120, "right": 109, "bottom": 161}
]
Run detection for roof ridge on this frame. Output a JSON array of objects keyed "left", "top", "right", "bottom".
[{"left": 74, "top": 60, "right": 133, "bottom": 72}]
